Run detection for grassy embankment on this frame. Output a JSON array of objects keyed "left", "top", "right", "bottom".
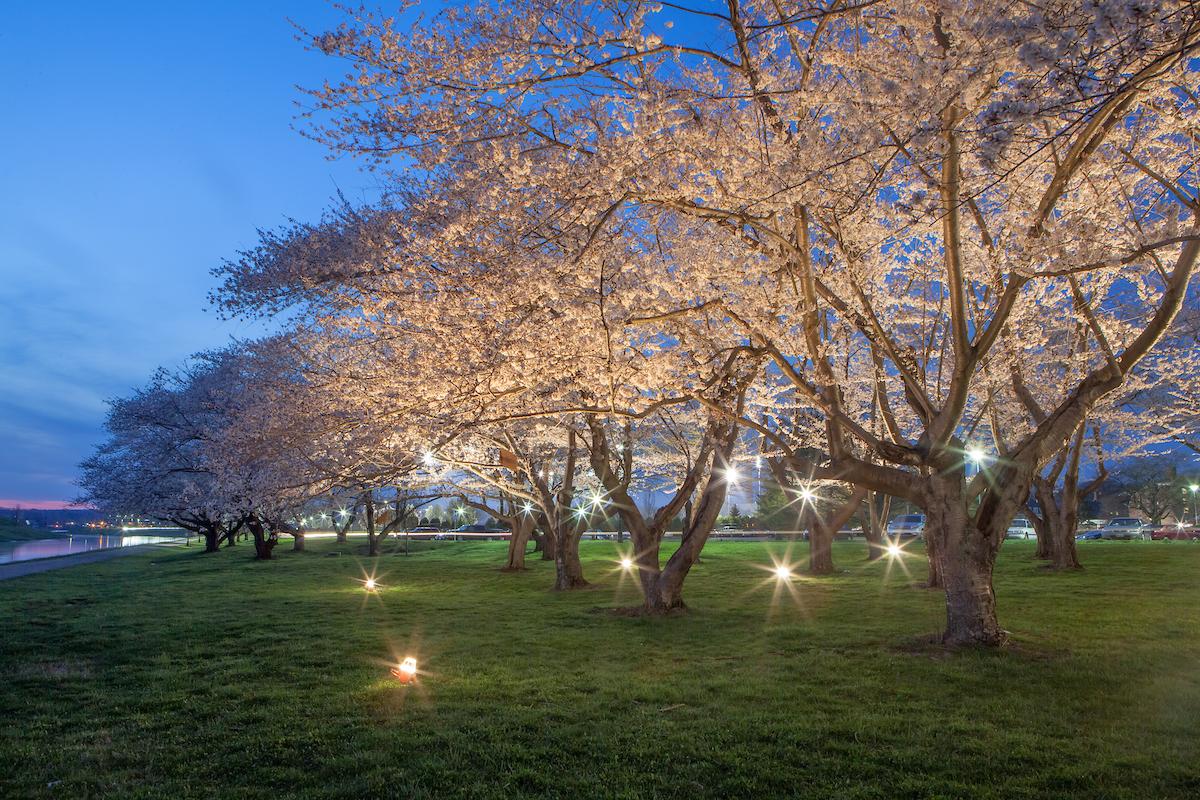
[
  {"left": 1, "top": 537, "right": 1197, "bottom": 799},
  {"left": 0, "top": 520, "right": 59, "bottom": 542}
]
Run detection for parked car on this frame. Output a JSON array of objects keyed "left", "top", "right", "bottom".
[
  {"left": 1149, "top": 524, "right": 1200, "bottom": 541},
  {"left": 407, "top": 525, "right": 441, "bottom": 539},
  {"left": 1005, "top": 517, "right": 1036, "bottom": 540},
  {"left": 1075, "top": 529, "right": 1103, "bottom": 541},
  {"left": 887, "top": 514, "right": 926, "bottom": 538},
  {"left": 1099, "top": 518, "right": 1149, "bottom": 541}
]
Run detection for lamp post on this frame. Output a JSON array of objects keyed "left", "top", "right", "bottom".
[{"left": 1191, "top": 484, "right": 1198, "bottom": 526}]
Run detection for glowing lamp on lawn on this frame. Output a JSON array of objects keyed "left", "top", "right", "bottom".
[
  {"left": 364, "top": 577, "right": 378, "bottom": 591},
  {"left": 886, "top": 543, "right": 903, "bottom": 557},
  {"left": 774, "top": 565, "right": 793, "bottom": 582},
  {"left": 392, "top": 656, "right": 418, "bottom": 684},
  {"left": 619, "top": 557, "right": 634, "bottom": 571}
]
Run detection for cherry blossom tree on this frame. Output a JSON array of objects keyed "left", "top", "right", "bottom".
[
  {"left": 300, "top": 0, "right": 1200, "bottom": 646},
  {"left": 78, "top": 351, "right": 252, "bottom": 552}
]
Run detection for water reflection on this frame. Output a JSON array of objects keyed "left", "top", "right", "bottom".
[{"left": 0, "top": 533, "right": 182, "bottom": 565}]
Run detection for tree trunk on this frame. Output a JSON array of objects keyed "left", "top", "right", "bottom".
[
  {"left": 1034, "top": 482, "right": 1082, "bottom": 571},
  {"left": 247, "top": 517, "right": 277, "bottom": 561},
  {"left": 539, "top": 527, "right": 556, "bottom": 561},
  {"left": 336, "top": 509, "right": 356, "bottom": 544},
  {"left": 808, "top": 523, "right": 834, "bottom": 574},
  {"left": 292, "top": 531, "right": 305, "bottom": 552},
  {"left": 503, "top": 516, "right": 532, "bottom": 571},
  {"left": 201, "top": 525, "right": 221, "bottom": 553},
  {"left": 1029, "top": 423, "right": 1099, "bottom": 572},
  {"left": 1048, "top": 520, "right": 1082, "bottom": 570},
  {"left": 808, "top": 487, "right": 866, "bottom": 575},
  {"left": 365, "top": 495, "right": 380, "bottom": 557},
  {"left": 924, "top": 517, "right": 943, "bottom": 589},
  {"left": 925, "top": 473, "right": 1013, "bottom": 647},
  {"left": 1032, "top": 509, "right": 1052, "bottom": 560},
  {"left": 864, "top": 492, "right": 891, "bottom": 561},
  {"left": 553, "top": 526, "right": 587, "bottom": 590}
]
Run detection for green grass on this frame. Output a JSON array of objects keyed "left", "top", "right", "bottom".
[{"left": 1, "top": 537, "right": 1198, "bottom": 799}]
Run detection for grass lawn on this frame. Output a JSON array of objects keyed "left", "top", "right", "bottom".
[{"left": 1, "top": 537, "right": 1198, "bottom": 799}]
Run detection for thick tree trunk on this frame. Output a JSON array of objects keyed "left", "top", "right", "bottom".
[
  {"left": 553, "top": 526, "right": 587, "bottom": 590},
  {"left": 292, "top": 531, "right": 305, "bottom": 552},
  {"left": 1032, "top": 510, "right": 1052, "bottom": 560},
  {"left": 808, "top": 524, "right": 834, "bottom": 574},
  {"left": 200, "top": 525, "right": 221, "bottom": 553},
  {"left": 924, "top": 522, "right": 943, "bottom": 589},
  {"left": 1029, "top": 423, "right": 1099, "bottom": 572},
  {"left": 1048, "top": 520, "right": 1081, "bottom": 570},
  {"left": 536, "top": 526, "right": 555, "bottom": 561},
  {"left": 503, "top": 516, "right": 532, "bottom": 571},
  {"left": 808, "top": 487, "right": 866, "bottom": 574},
  {"left": 247, "top": 517, "right": 277, "bottom": 561},
  {"left": 1033, "top": 484, "right": 1082, "bottom": 571},
  {"left": 633, "top": 415, "right": 739, "bottom": 612},
  {"left": 925, "top": 473, "right": 1017, "bottom": 647}
]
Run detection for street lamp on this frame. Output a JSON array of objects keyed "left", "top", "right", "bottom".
[
  {"left": 965, "top": 446, "right": 988, "bottom": 478},
  {"left": 1190, "top": 484, "right": 1198, "bottom": 526}
]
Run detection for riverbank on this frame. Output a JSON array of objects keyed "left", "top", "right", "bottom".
[
  {"left": 0, "top": 521, "right": 68, "bottom": 542},
  {"left": 0, "top": 542, "right": 179, "bottom": 581}
]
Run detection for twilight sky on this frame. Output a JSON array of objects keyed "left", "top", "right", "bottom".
[{"left": 0, "top": 2, "right": 381, "bottom": 507}]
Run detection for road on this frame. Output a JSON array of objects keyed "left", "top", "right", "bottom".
[{"left": 0, "top": 543, "right": 178, "bottom": 581}]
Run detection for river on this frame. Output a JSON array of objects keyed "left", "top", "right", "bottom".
[{"left": 0, "top": 531, "right": 184, "bottom": 565}]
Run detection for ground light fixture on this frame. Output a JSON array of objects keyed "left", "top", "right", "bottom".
[
  {"left": 364, "top": 577, "right": 378, "bottom": 591},
  {"left": 774, "top": 564, "right": 793, "bottom": 581},
  {"left": 619, "top": 557, "right": 634, "bottom": 570},
  {"left": 886, "top": 543, "right": 903, "bottom": 557},
  {"left": 392, "top": 656, "right": 418, "bottom": 684}
]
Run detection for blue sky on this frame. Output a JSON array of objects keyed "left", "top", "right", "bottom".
[{"left": 0, "top": 1, "right": 380, "bottom": 505}]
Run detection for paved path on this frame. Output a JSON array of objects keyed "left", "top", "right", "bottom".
[{"left": 0, "top": 543, "right": 180, "bottom": 581}]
